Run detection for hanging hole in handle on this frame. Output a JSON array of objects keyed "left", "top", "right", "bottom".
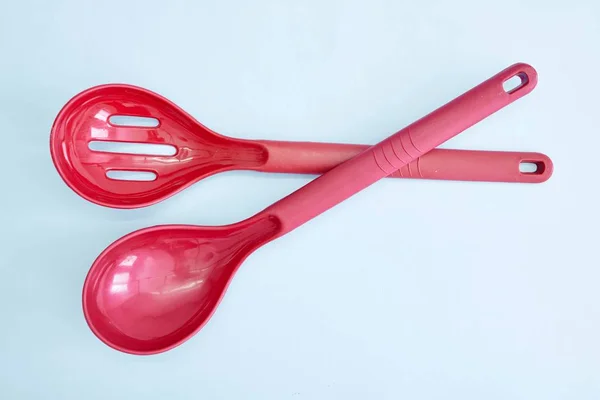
[
  {"left": 108, "top": 115, "right": 160, "bottom": 128},
  {"left": 519, "top": 161, "right": 545, "bottom": 175},
  {"left": 106, "top": 170, "right": 157, "bottom": 181},
  {"left": 503, "top": 72, "right": 529, "bottom": 94}
]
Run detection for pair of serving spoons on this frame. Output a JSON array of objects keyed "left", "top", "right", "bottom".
[{"left": 50, "top": 63, "right": 548, "bottom": 354}]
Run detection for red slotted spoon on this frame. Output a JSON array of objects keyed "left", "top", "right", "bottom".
[{"left": 50, "top": 76, "right": 551, "bottom": 209}]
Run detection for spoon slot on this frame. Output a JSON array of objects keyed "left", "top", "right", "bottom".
[
  {"left": 108, "top": 115, "right": 160, "bottom": 127},
  {"left": 106, "top": 170, "right": 157, "bottom": 181},
  {"left": 89, "top": 141, "right": 177, "bottom": 156}
]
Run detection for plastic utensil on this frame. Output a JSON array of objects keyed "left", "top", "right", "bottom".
[
  {"left": 83, "top": 63, "right": 538, "bottom": 354},
  {"left": 50, "top": 82, "right": 551, "bottom": 210}
]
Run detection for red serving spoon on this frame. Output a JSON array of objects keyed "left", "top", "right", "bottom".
[
  {"left": 83, "top": 63, "right": 538, "bottom": 354},
  {"left": 50, "top": 81, "right": 551, "bottom": 209}
]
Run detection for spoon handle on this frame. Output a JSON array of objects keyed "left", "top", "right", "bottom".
[
  {"left": 257, "top": 140, "right": 552, "bottom": 183},
  {"left": 261, "top": 63, "right": 538, "bottom": 235}
]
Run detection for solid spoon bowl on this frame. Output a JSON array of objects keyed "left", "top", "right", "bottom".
[{"left": 83, "top": 216, "right": 281, "bottom": 354}]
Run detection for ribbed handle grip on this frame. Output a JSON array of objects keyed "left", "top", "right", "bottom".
[{"left": 372, "top": 127, "right": 423, "bottom": 174}]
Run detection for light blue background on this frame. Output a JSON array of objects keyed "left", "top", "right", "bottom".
[{"left": 1, "top": 0, "right": 599, "bottom": 398}]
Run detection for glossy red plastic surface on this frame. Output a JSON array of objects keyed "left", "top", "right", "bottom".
[
  {"left": 83, "top": 216, "right": 281, "bottom": 354},
  {"left": 83, "top": 63, "right": 538, "bottom": 354},
  {"left": 51, "top": 79, "right": 551, "bottom": 209},
  {"left": 50, "top": 85, "right": 267, "bottom": 208}
]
